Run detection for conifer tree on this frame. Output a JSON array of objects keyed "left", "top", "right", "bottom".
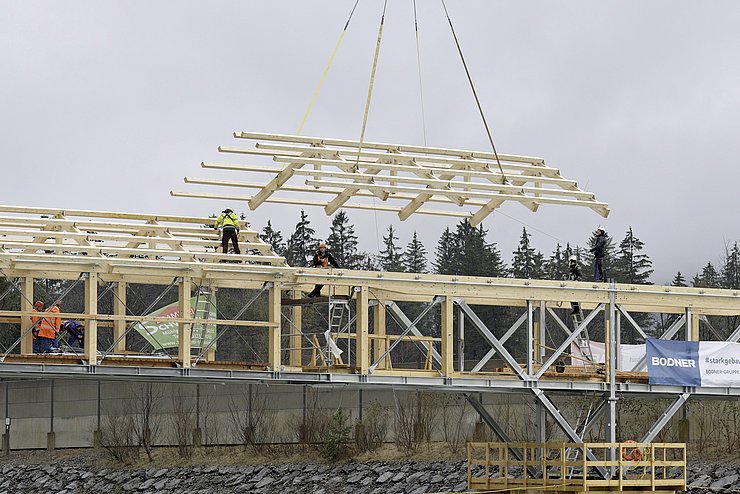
[
  {"left": 379, "top": 225, "right": 404, "bottom": 272},
  {"left": 692, "top": 262, "right": 720, "bottom": 288},
  {"left": 721, "top": 242, "right": 740, "bottom": 290},
  {"left": 285, "top": 210, "right": 316, "bottom": 267},
  {"left": 260, "top": 220, "right": 286, "bottom": 256},
  {"left": 439, "top": 220, "right": 506, "bottom": 277},
  {"left": 433, "top": 227, "right": 457, "bottom": 275},
  {"left": 612, "top": 227, "right": 653, "bottom": 284},
  {"left": 671, "top": 271, "right": 687, "bottom": 287},
  {"left": 326, "top": 210, "right": 362, "bottom": 269},
  {"left": 511, "top": 227, "right": 545, "bottom": 279},
  {"left": 402, "top": 231, "right": 428, "bottom": 273}
]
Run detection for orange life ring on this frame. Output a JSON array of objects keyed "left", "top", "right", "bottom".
[{"left": 621, "top": 440, "right": 643, "bottom": 461}]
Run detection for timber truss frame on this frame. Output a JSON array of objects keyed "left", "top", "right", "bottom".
[
  {"left": 171, "top": 132, "right": 610, "bottom": 225},
  {"left": 0, "top": 204, "right": 739, "bottom": 458}
]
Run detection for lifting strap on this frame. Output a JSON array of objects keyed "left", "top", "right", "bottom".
[
  {"left": 354, "top": 0, "right": 389, "bottom": 171},
  {"left": 413, "top": 0, "right": 428, "bottom": 146},
  {"left": 296, "top": 0, "right": 361, "bottom": 135},
  {"left": 440, "top": 0, "right": 507, "bottom": 183}
]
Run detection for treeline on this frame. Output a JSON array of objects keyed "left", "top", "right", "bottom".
[{"left": 257, "top": 209, "right": 740, "bottom": 290}]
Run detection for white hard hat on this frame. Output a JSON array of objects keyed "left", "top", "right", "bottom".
[
  {"left": 569, "top": 255, "right": 577, "bottom": 262},
  {"left": 596, "top": 226, "right": 605, "bottom": 233}
]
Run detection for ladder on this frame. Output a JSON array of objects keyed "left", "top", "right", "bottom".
[
  {"left": 561, "top": 395, "right": 596, "bottom": 478},
  {"left": 326, "top": 297, "right": 350, "bottom": 365},
  {"left": 572, "top": 306, "right": 594, "bottom": 364},
  {"left": 192, "top": 285, "right": 215, "bottom": 351}
]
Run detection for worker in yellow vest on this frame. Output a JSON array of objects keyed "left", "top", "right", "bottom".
[{"left": 214, "top": 208, "right": 241, "bottom": 254}]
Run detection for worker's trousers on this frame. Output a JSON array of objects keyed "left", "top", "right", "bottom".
[
  {"left": 593, "top": 257, "right": 605, "bottom": 282},
  {"left": 221, "top": 227, "right": 241, "bottom": 254}
]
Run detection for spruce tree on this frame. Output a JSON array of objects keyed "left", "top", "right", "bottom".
[
  {"left": 614, "top": 226, "right": 654, "bottom": 285},
  {"left": 511, "top": 227, "right": 545, "bottom": 279},
  {"left": 433, "top": 227, "right": 457, "bottom": 275},
  {"left": 692, "top": 262, "right": 720, "bottom": 288},
  {"left": 447, "top": 220, "right": 506, "bottom": 277},
  {"left": 326, "top": 210, "right": 362, "bottom": 269},
  {"left": 260, "top": 220, "right": 286, "bottom": 256},
  {"left": 612, "top": 227, "right": 653, "bottom": 284},
  {"left": 721, "top": 242, "right": 740, "bottom": 290},
  {"left": 379, "top": 225, "right": 404, "bottom": 272},
  {"left": 285, "top": 210, "right": 316, "bottom": 267},
  {"left": 402, "top": 231, "right": 428, "bottom": 273},
  {"left": 671, "top": 271, "right": 687, "bottom": 287}
]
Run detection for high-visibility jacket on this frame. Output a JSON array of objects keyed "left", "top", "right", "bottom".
[
  {"left": 32, "top": 305, "right": 60, "bottom": 339},
  {"left": 214, "top": 212, "right": 240, "bottom": 230}
]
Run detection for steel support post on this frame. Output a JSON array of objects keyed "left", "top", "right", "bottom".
[
  {"left": 535, "top": 402, "right": 546, "bottom": 444},
  {"left": 178, "top": 277, "right": 192, "bottom": 368},
  {"left": 113, "top": 282, "right": 127, "bottom": 352},
  {"left": 538, "top": 301, "right": 546, "bottom": 363},
  {"left": 607, "top": 281, "right": 617, "bottom": 476},
  {"left": 289, "top": 289, "right": 302, "bottom": 367},
  {"left": 20, "top": 277, "right": 33, "bottom": 355},
  {"left": 84, "top": 273, "right": 98, "bottom": 365},
  {"left": 440, "top": 296, "right": 454, "bottom": 376},
  {"left": 372, "top": 302, "right": 386, "bottom": 369},
  {"left": 527, "top": 300, "right": 534, "bottom": 375},
  {"left": 267, "top": 282, "right": 282, "bottom": 370},
  {"left": 457, "top": 306, "right": 465, "bottom": 372},
  {"left": 355, "top": 286, "right": 369, "bottom": 374}
]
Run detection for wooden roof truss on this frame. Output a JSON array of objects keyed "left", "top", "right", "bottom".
[{"left": 172, "top": 132, "right": 609, "bottom": 225}]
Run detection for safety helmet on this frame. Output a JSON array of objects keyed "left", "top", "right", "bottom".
[
  {"left": 596, "top": 226, "right": 605, "bottom": 233},
  {"left": 319, "top": 242, "right": 327, "bottom": 249},
  {"left": 34, "top": 300, "right": 44, "bottom": 308},
  {"left": 569, "top": 255, "right": 577, "bottom": 262},
  {"left": 223, "top": 208, "right": 233, "bottom": 214}
]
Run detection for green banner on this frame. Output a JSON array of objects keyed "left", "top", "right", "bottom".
[{"left": 133, "top": 294, "right": 217, "bottom": 350}]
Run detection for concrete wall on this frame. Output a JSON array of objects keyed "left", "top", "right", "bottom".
[{"left": 0, "top": 378, "right": 499, "bottom": 450}]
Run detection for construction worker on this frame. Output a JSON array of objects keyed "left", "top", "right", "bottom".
[
  {"left": 31, "top": 300, "right": 44, "bottom": 353},
  {"left": 31, "top": 300, "right": 60, "bottom": 353},
  {"left": 214, "top": 208, "right": 241, "bottom": 254},
  {"left": 307, "top": 242, "right": 339, "bottom": 298},
  {"left": 61, "top": 320, "right": 85, "bottom": 348},
  {"left": 590, "top": 226, "right": 607, "bottom": 282},
  {"left": 568, "top": 255, "right": 582, "bottom": 315}
]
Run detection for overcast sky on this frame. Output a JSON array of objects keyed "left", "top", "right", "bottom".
[{"left": 2, "top": 1, "right": 740, "bottom": 283}]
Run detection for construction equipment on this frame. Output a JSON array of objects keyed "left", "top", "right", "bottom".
[
  {"left": 572, "top": 308, "right": 595, "bottom": 364},
  {"left": 191, "top": 284, "right": 215, "bottom": 354}
]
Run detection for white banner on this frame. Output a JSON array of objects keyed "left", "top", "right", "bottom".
[
  {"left": 571, "top": 341, "right": 646, "bottom": 371},
  {"left": 698, "top": 341, "right": 740, "bottom": 387}
]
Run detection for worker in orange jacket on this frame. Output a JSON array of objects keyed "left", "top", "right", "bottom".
[{"left": 31, "top": 300, "right": 60, "bottom": 353}]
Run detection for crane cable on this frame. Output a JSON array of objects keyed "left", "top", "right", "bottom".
[
  {"left": 440, "top": 0, "right": 508, "bottom": 184},
  {"left": 413, "top": 0, "right": 428, "bottom": 146},
  {"left": 296, "top": 0, "right": 361, "bottom": 135}
]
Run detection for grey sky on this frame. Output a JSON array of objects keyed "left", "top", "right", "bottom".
[{"left": 2, "top": 1, "right": 740, "bottom": 283}]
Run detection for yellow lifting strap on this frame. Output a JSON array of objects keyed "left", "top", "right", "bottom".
[
  {"left": 354, "top": 0, "right": 389, "bottom": 171},
  {"left": 296, "top": 1, "right": 360, "bottom": 136}
]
